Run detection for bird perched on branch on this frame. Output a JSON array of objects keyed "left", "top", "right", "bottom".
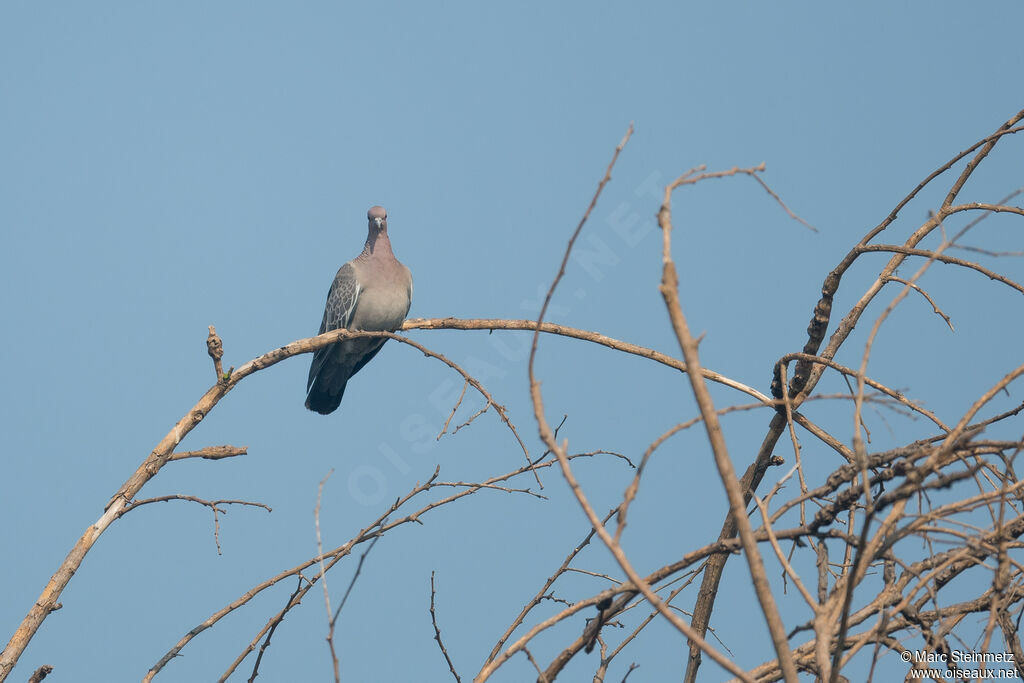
[{"left": 305, "top": 206, "right": 413, "bottom": 414}]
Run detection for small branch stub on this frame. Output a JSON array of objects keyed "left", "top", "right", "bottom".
[
  {"left": 28, "top": 666, "right": 53, "bottom": 683},
  {"left": 207, "top": 325, "right": 224, "bottom": 380}
]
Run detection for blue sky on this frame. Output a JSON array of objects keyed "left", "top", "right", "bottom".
[{"left": 2, "top": 2, "right": 1023, "bottom": 681}]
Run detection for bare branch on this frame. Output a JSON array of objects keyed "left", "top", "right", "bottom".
[
  {"left": 517, "top": 127, "right": 759, "bottom": 683},
  {"left": 430, "top": 572, "right": 462, "bottom": 682},
  {"left": 119, "top": 495, "right": 271, "bottom": 555},
  {"left": 658, "top": 164, "right": 800, "bottom": 682}
]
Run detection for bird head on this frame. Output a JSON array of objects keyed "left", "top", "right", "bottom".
[{"left": 367, "top": 205, "right": 388, "bottom": 231}]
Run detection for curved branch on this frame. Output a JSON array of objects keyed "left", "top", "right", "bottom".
[{"left": 3, "top": 319, "right": 614, "bottom": 679}]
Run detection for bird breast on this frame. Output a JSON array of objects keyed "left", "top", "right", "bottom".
[{"left": 351, "top": 282, "right": 411, "bottom": 331}]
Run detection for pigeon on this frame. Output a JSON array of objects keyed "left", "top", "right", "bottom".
[{"left": 305, "top": 206, "right": 413, "bottom": 414}]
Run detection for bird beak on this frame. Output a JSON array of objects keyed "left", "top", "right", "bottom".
[{"left": 373, "top": 217, "right": 384, "bottom": 229}]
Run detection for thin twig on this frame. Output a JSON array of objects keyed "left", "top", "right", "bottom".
[
  {"left": 315, "top": 471, "right": 340, "bottom": 683},
  {"left": 119, "top": 495, "right": 271, "bottom": 555},
  {"left": 430, "top": 572, "right": 462, "bottom": 682}
]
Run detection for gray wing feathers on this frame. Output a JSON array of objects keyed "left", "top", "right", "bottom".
[
  {"left": 324, "top": 263, "right": 361, "bottom": 331},
  {"left": 307, "top": 263, "right": 360, "bottom": 392}
]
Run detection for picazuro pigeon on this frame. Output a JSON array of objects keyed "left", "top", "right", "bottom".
[{"left": 305, "top": 205, "right": 413, "bottom": 414}]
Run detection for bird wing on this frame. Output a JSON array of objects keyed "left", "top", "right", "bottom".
[
  {"left": 307, "top": 262, "right": 360, "bottom": 391},
  {"left": 322, "top": 262, "right": 361, "bottom": 332}
]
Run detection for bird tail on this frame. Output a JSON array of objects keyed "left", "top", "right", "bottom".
[{"left": 305, "top": 375, "right": 348, "bottom": 415}]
